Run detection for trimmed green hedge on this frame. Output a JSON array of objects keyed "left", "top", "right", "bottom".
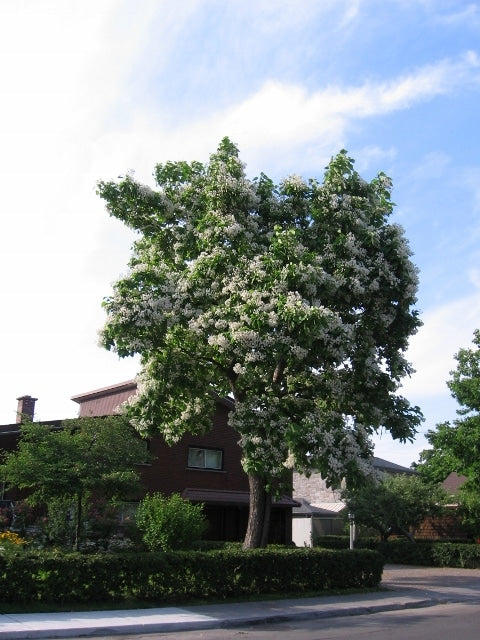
[
  {"left": 314, "top": 536, "right": 480, "bottom": 568},
  {"left": 375, "top": 540, "right": 480, "bottom": 568},
  {"left": 0, "top": 547, "right": 383, "bottom": 604}
]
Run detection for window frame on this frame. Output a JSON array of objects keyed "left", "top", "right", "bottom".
[{"left": 187, "top": 446, "right": 224, "bottom": 471}]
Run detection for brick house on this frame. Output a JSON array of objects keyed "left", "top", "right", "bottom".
[{"left": 1, "top": 384, "right": 297, "bottom": 544}]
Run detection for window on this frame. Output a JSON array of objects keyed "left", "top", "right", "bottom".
[{"left": 188, "top": 447, "right": 223, "bottom": 470}]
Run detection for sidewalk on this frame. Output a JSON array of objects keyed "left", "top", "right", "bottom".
[{"left": 1, "top": 565, "right": 479, "bottom": 639}]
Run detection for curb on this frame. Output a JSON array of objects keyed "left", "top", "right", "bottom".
[{"left": 0, "top": 595, "right": 444, "bottom": 639}]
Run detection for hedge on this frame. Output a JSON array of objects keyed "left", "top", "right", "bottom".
[
  {"left": 314, "top": 536, "right": 480, "bottom": 568},
  {"left": 0, "top": 547, "right": 383, "bottom": 604}
]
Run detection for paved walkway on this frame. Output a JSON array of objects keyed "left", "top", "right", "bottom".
[{"left": 0, "top": 565, "right": 479, "bottom": 639}]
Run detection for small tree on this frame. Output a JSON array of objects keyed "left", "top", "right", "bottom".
[
  {"left": 136, "top": 492, "right": 207, "bottom": 551},
  {"left": 343, "top": 474, "right": 446, "bottom": 541},
  {"left": 0, "top": 416, "right": 147, "bottom": 550}
]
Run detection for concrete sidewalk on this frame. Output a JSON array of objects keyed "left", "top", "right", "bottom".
[{"left": 0, "top": 565, "right": 479, "bottom": 639}]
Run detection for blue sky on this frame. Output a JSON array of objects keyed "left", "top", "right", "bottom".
[{"left": 1, "top": 0, "right": 479, "bottom": 467}]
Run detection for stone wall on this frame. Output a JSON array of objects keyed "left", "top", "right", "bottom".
[{"left": 293, "top": 471, "right": 344, "bottom": 505}]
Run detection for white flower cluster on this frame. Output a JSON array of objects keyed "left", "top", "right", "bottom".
[
  {"left": 137, "top": 183, "right": 155, "bottom": 198},
  {"left": 99, "top": 145, "right": 421, "bottom": 486},
  {"left": 281, "top": 174, "right": 308, "bottom": 193}
]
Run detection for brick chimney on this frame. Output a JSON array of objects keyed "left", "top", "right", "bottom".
[{"left": 16, "top": 395, "right": 37, "bottom": 423}]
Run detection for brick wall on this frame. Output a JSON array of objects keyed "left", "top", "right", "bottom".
[
  {"left": 138, "top": 401, "right": 249, "bottom": 495},
  {"left": 416, "top": 509, "right": 470, "bottom": 540}
]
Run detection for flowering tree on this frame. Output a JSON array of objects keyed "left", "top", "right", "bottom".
[{"left": 97, "top": 138, "right": 422, "bottom": 548}]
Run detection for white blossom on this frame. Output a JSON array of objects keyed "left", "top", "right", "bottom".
[{"left": 99, "top": 142, "right": 421, "bottom": 490}]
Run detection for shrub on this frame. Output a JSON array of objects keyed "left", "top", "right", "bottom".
[
  {"left": 0, "top": 547, "right": 382, "bottom": 604},
  {"left": 314, "top": 535, "right": 351, "bottom": 549},
  {"left": 85, "top": 499, "right": 119, "bottom": 548},
  {"left": 10, "top": 501, "right": 36, "bottom": 536},
  {"left": 36, "top": 497, "right": 77, "bottom": 548},
  {"left": 136, "top": 493, "right": 207, "bottom": 551},
  {"left": 431, "top": 542, "right": 480, "bottom": 568},
  {"left": 313, "top": 535, "right": 480, "bottom": 568},
  {"left": 0, "top": 531, "right": 29, "bottom": 559},
  {"left": 0, "top": 506, "right": 13, "bottom": 531},
  {"left": 0, "top": 531, "right": 25, "bottom": 545}
]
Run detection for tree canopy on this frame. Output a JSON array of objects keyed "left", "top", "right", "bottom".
[
  {"left": 418, "top": 329, "right": 480, "bottom": 486},
  {"left": 417, "top": 329, "right": 480, "bottom": 536},
  {"left": 343, "top": 473, "right": 446, "bottom": 541},
  {"left": 97, "top": 138, "right": 422, "bottom": 547}
]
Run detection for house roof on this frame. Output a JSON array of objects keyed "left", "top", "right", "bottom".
[
  {"left": 442, "top": 471, "right": 467, "bottom": 495},
  {"left": 182, "top": 488, "right": 300, "bottom": 508},
  {"left": 71, "top": 381, "right": 236, "bottom": 418},
  {"left": 373, "top": 456, "right": 416, "bottom": 475},
  {"left": 71, "top": 380, "right": 137, "bottom": 403},
  {"left": 313, "top": 501, "right": 346, "bottom": 513}
]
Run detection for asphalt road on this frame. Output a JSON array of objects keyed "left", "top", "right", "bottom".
[{"left": 58, "top": 601, "right": 478, "bottom": 640}]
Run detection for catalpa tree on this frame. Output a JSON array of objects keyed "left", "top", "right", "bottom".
[{"left": 97, "top": 138, "right": 422, "bottom": 548}]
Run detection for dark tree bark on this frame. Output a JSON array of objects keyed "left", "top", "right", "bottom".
[
  {"left": 259, "top": 492, "right": 272, "bottom": 548},
  {"left": 243, "top": 472, "right": 270, "bottom": 549}
]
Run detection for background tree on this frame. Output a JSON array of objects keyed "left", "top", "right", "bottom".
[
  {"left": 97, "top": 138, "right": 422, "bottom": 548},
  {"left": 1, "top": 416, "right": 147, "bottom": 550},
  {"left": 417, "top": 329, "right": 480, "bottom": 537},
  {"left": 343, "top": 474, "right": 446, "bottom": 541}
]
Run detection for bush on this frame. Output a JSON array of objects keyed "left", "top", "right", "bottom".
[
  {"left": 136, "top": 493, "right": 207, "bottom": 551},
  {"left": 431, "top": 542, "right": 480, "bottom": 568},
  {"left": 0, "top": 547, "right": 383, "bottom": 604},
  {"left": 0, "top": 505, "right": 14, "bottom": 531},
  {"left": 0, "top": 531, "right": 28, "bottom": 557},
  {"left": 10, "top": 501, "right": 36, "bottom": 537},
  {"left": 85, "top": 499, "right": 119, "bottom": 548},
  {"left": 314, "top": 535, "right": 351, "bottom": 549},
  {"left": 314, "top": 535, "right": 480, "bottom": 568},
  {"left": 36, "top": 497, "right": 77, "bottom": 548}
]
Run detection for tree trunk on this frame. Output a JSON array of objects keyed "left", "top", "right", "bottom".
[
  {"left": 260, "top": 493, "right": 272, "bottom": 548},
  {"left": 243, "top": 472, "right": 270, "bottom": 549}
]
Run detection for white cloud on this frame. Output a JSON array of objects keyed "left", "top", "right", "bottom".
[
  {"left": 197, "top": 53, "right": 479, "bottom": 167},
  {"left": 100, "top": 50, "right": 480, "bottom": 181},
  {"left": 401, "top": 290, "right": 480, "bottom": 398},
  {"left": 435, "top": 3, "right": 480, "bottom": 26},
  {"left": 1, "top": 0, "right": 479, "bottom": 435}
]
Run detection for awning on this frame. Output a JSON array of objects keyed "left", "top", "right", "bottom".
[
  {"left": 182, "top": 488, "right": 300, "bottom": 508},
  {"left": 313, "top": 501, "right": 346, "bottom": 513},
  {"left": 293, "top": 498, "right": 345, "bottom": 517}
]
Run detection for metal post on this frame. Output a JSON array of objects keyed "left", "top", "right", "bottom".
[{"left": 348, "top": 512, "right": 355, "bottom": 550}]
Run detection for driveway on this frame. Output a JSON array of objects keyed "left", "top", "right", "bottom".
[{"left": 381, "top": 563, "right": 480, "bottom": 603}]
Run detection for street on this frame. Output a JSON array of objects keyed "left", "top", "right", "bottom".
[{"left": 70, "top": 601, "right": 480, "bottom": 640}]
